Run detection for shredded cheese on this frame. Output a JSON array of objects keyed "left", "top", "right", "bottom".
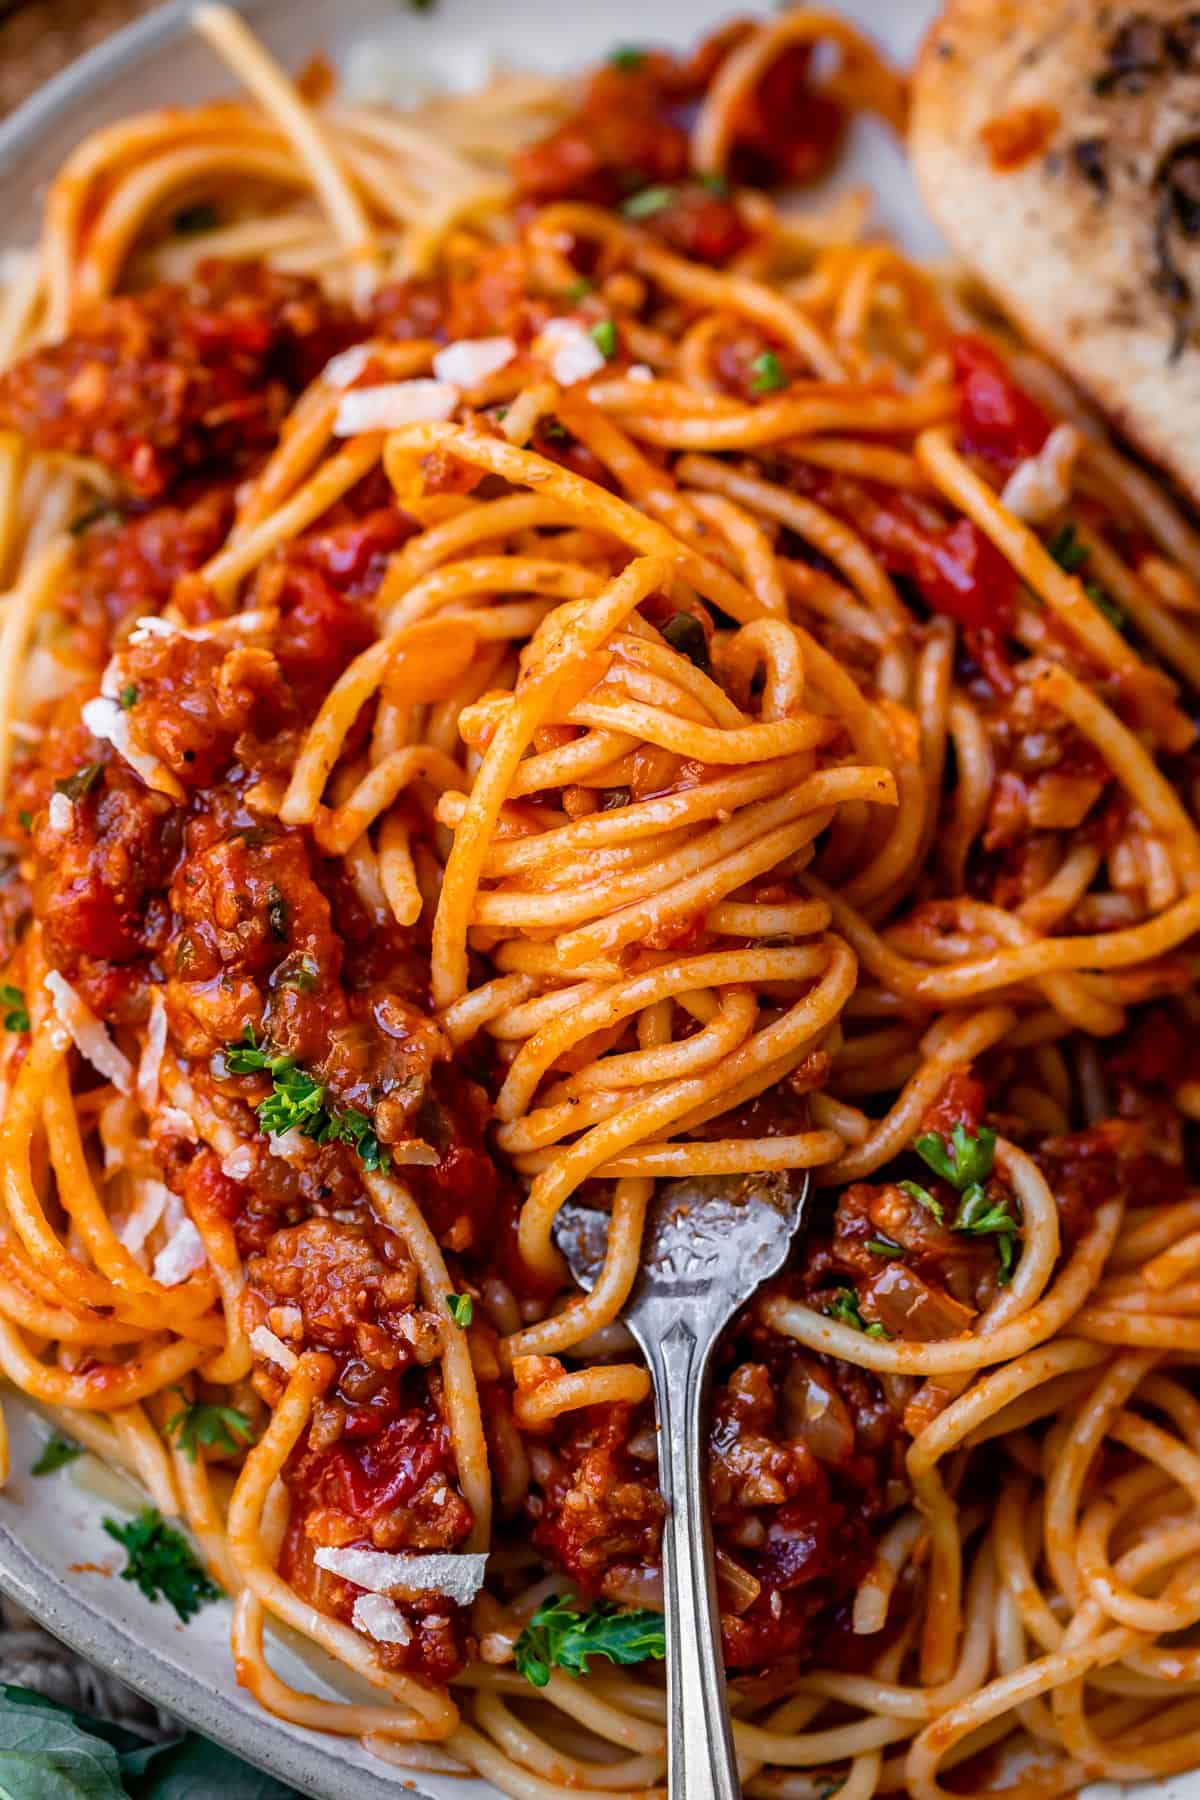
[
  {"left": 352, "top": 1593, "right": 413, "bottom": 1646},
  {"left": 80, "top": 695, "right": 184, "bottom": 801},
  {"left": 322, "top": 343, "right": 371, "bottom": 388},
  {"left": 44, "top": 971, "right": 134, "bottom": 1094},
  {"left": 333, "top": 381, "right": 460, "bottom": 436},
  {"left": 1000, "top": 423, "right": 1082, "bottom": 525},
  {"left": 152, "top": 1217, "right": 207, "bottom": 1287},
  {"left": 432, "top": 336, "right": 517, "bottom": 387},
  {"left": 112, "top": 1178, "right": 169, "bottom": 1260},
  {"left": 535, "top": 318, "right": 606, "bottom": 387},
  {"left": 136, "top": 990, "right": 167, "bottom": 1114},
  {"left": 249, "top": 1324, "right": 298, "bottom": 1371},
  {"left": 313, "top": 1546, "right": 489, "bottom": 1607},
  {"left": 47, "top": 792, "right": 73, "bottom": 834}
]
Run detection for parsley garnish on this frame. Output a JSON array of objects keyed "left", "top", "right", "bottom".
[
  {"left": 445, "top": 1293, "right": 474, "bottom": 1329},
  {"left": 914, "top": 1121, "right": 997, "bottom": 1189},
  {"left": 0, "top": 984, "right": 28, "bottom": 1033},
  {"left": 660, "top": 610, "right": 711, "bottom": 672},
  {"left": 824, "top": 1287, "right": 889, "bottom": 1338},
  {"left": 622, "top": 185, "right": 675, "bottom": 219},
  {"left": 541, "top": 417, "right": 570, "bottom": 442},
  {"left": 609, "top": 46, "right": 645, "bottom": 70},
  {"left": 750, "top": 350, "right": 786, "bottom": 394},
  {"left": 69, "top": 501, "right": 123, "bottom": 536},
  {"left": 273, "top": 952, "right": 319, "bottom": 992},
  {"left": 17, "top": 810, "right": 31, "bottom": 833},
  {"left": 55, "top": 763, "right": 104, "bottom": 802},
  {"left": 514, "top": 1596, "right": 666, "bottom": 1688},
  {"left": 118, "top": 684, "right": 137, "bottom": 710},
  {"left": 866, "top": 1237, "right": 903, "bottom": 1259},
  {"left": 266, "top": 886, "right": 289, "bottom": 942},
  {"left": 221, "top": 1028, "right": 391, "bottom": 1172},
  {"left": 897, "top": 1178, "right": 945, "bottom": 1222},
  {"left": 952, "top": 1186, "right": 1021, "bottom": 1283},
  {"left": 165, "top": 1392, "right": 255, "bottom": 1462},
  {"left": 173, "top": 202, "right": 218, "bottom": 235},
  {"left": 1046, "top": 522, "right": 1124, "bottom": 629},
  {"left": 103, "top": 1508, "right": 219, "bottom": 1622},
  {"left": 590, "top": 318, "right": 617, "bottom": 358},
  {"left": 565, "top": 277, "right": 595, "bottom": 301},
  {"left": 32, "top": 1433, "right": 83, "bottom": 1475}
]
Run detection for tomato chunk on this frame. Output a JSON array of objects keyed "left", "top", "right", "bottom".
[{"left": 952, "top": 334, "right": 1051, "bottom": 474}]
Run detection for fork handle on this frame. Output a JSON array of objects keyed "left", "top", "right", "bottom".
[{"left": 649, "top": 1314, "right": 741, "bottom": 1800}]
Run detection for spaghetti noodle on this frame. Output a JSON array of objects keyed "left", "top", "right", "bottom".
[{"left": 0, "top": 7, "right": 1199, "bottom": 1797}]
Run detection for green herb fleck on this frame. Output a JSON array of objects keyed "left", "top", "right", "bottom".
[
  {"left": 17, "top": 810, "right": 31, "bottom": 833},
  {"left": 103, "top": 1508, "right": 219, "bottom": 1622},
  {"left": 953, "top": 1185, "right": 1020, "bottom": 1283},
  {"left": 445, "top": 1293, "right": 474, "bottom": 1329},
  {"left": 750, "top": 350, "right": 786, "bottom": 394},
  {"left": 590, "top": 318, "right": 617, "bottom": 359},
  {"left": 622, "top": 185, "right": 676, "bottom": 220},
  {"left": 514, "top": 1595, "right": 666, "bottom": 1688},
  {"left": 700, "top": 172, "right": 732, "bottom": 196},
  {"left": 274, "top": 953, "right": 319, "bottom": 993},
  {"left": 866, "top": 1237, "right": 903, "bottom": 1259},
  {"left": 69, "top": 501, "right": 123, "bottom": 536},
  {"left": 55, "top": 762, "right": 104, "bottom": 802},
  {"left": 0, "top": 983, "right": 28, "bottom": 1033},
  {"left": 32, "top": 1432, "right": 83, "bottom": 1476},
  {"left": 165, "top": 1392, "right": 255, "bottom": 1463},
  {"left": 1087, "top": 580, "right": 1126, "bottom": 630},
  {"left": 118, "top": 683, "right": 138, "bottom": 711},
  {"left": 660, "top": 610, "right": 711, "bottom": 673},
  {"left": 1046, "top": 521, "right": 1089, "bottom": 574},
  {"left": 221, "top": 1028, "right": 391, "bottom": 1172},
  {"left": 609, "top": 46, "right": 645, "bottom": 71},
  {"left": 266, "top": 886, "right": 289, "bottom": 942},
  {"left": 541, "top": 417, "right": 570, "bottom": 442},
  {"left": 897, "top": 1178, "right": 945, "bottom": 1222},
  {"left": 565, "top": 277, "right": 595, "bottom": 302},
  {"left": 824, "top": 1287, "right": 889, "bottom": 1338},
  {"left": 913, "top": 1121, "right": 997, "bottom": 1191}
]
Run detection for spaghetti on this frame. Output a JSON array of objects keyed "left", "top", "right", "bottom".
[{"left": 0, "top": 7, "right": 1199, "bottom": 1798}]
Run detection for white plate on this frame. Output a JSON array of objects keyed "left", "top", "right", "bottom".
[{"left": 3, "top": 4, "right": 1183, "bottom": 1799}]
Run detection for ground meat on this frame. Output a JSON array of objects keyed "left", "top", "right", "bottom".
[
  {"left": 531, "top": 1401, "right": 665, "bottom": 1597},
  {"left": 121, "top": 631, "right": 293, "bottom": 791},
  {"left": 0, "top": 262, "right": 356, "bottom": 498}
]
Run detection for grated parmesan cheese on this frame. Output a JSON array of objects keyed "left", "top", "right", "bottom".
[
  {"left": 627, "top": 363, "right": 654, "bottom": 382},
  {"left": 44, "top": 970, "right": 134, "bottom": 1094},
  {"left": 136, "top": 990, "right": 167, "bottom": 1114},
  {"left": 535, "top": 318, "right": 606, "bottom": 387},
  {"left": 322, "top": 343, "right": 371, "bottom": 388},
  {"left": 128, "top": 615, "right": 179, "bottom": 646},
  {"left": 48, "top": 792, "right": 73, "bottom": 834},
  {"left": 250, "top": 1324, "right": 298, "bottom": 1372},
  {"left": 313, "top": 1546, "right": 488, "bottom": 1607},
  {"left": 80, "top": 695, "right": 183, "bottom": 801},
  {"left": 112, "top": 1179, "right": 169, "bottom": 1260},
  {"left": 352, "top": 1593, "right": 412, "bottom": 1646},
  {"left": 152, "top": 1217, "right": 206, "bottom": 1287},
  {"left": 220, "top": 1145, "right": 256, "bottom": 1181},
  {"left": 1000, "top": 423, "right": 1082, "bottom": 526},
  {"left": 333, "top": 381, "right": 460, "bottom": 437},
  {"left": 432, "top": 336, "right": 517, "bottom": 387}
]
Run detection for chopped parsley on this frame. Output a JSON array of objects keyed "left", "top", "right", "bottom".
[
  {"left": 273, "top": 952, "right": 319, "bottom": 993},
  {"left": 54, "top": 763, "right": 104, "bottom": 802},
  {"left": 68, "top": 501, "right": 123, "bottom": 536},
  {"left": 540, "top": 417, "right": 570, "bottom": 442},
  {"left": 866, "top": 1237, "right": 903, "bottom": 1259},
  {"left": 660, "top": 610, "right": 711, "bottom": 672},
  {"left": 897, "top": 1178, "right": 945, "bottom": 1222},
  {"left": 912, "top": 1121, "right": 1020, "bottom": 1282},
  {"left": 103, "top": 1508, "right": 219, "bottom": 1623},
  {"left": 564, "top": 277, "right": 595, "bottom": 301},
  {"left": 173, "top": 201, "right": 219, "bottom": 235},
  {"left": 824, "top": 1287, "right": 889, "bottom": 1338},
  {"left": 17, "top": 810, "right": 31, "bottom": 833},
  {"left": 165, "top": 1392, "right": 255, "bottom": 1462},
  {"left": 700, "top": 172, "right": 732, "bottom": 196},
  {"left": 32, "top": 1433, "right": 83, "bottom": 1476},
  {"left": 514, "top": 1596, "right": 666, "bottom": 1688},
  {"left": 750, "top": 350, "right": 787, "bottom": 394},
  {"left": 609, "top": 46, "right": 645, "bottom": 71},
  {"left": 0, "top": 984, "right": 28, "bottom": 1033},
  {"left": 221, "top": 1027, "right": 391, "bottom": 1172},
  {"left": 590, "top": 318, "right": 618, "bottom": 359},
  {"left": 445, "top": 1293, "right": 474, "bottom": 1329},
  {"left": 118, "top": 683, "right": 138, "bottom": 710},
  {"left": 1046, "top": 520, "right": 1125, "bottom": 628},
  {"left": 622, "top": 184, "right": 676, "bottom": 220},
  {"left": 914, "top": 1120, "right": 997, "bottom": 1190}
]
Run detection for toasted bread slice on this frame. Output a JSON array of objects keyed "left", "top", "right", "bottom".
[{"left": 910, "top": 1, "right": 1200, "bottom": 493}]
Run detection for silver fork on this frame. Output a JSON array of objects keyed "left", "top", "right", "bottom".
[{"left": 553, "top": 1169, "right": 811, "bottom": 1800}]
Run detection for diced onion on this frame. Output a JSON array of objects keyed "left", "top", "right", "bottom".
[{"left": 334, "top": 381, "right": 460, "bottom": 436}]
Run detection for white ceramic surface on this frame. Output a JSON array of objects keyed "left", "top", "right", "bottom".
[{"left": 1, "top": 4, "right": 1189, "bottom": 1798}]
